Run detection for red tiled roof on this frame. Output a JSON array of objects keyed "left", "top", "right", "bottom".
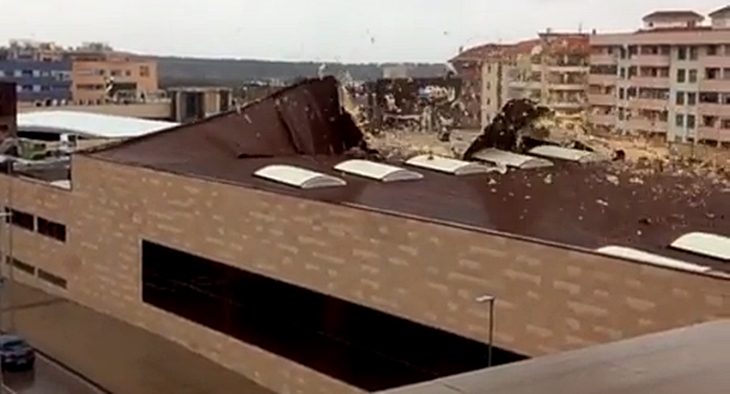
[{"left": 449, "top": 43, "right": 512, "bottom": 63}]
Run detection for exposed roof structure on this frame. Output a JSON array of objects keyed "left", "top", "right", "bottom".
[
  {"left": 18, "top": 111, "right": 178, "bottom": 139},
  {"left": 377, "top": 320, "right": 730, "bottom": 394},
  {"left": 84, "top": 76, "right": 730, "bottom": 274},
  {"left": 642, "top": 10, "right": 704, "bottom": 21}
]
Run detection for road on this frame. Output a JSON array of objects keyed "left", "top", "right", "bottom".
[{"left": 2, "top": 353, "right": 106, "bottom": 394}]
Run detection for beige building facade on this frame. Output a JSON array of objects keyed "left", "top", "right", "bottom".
[{"left": 69, "top": 52, "right": 159, "bottom": 104}]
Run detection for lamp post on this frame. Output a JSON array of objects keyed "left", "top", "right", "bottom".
[{"left": 476, "top": 294, "right": 496, "bottom": 367}]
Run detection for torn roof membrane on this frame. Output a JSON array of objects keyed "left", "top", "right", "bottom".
[{"left": 85, "top": 78, "right": 730, "bottom": 274}]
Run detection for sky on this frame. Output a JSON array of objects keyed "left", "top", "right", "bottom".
[{"left": 1, "top": 0, "right": 726, "bottom": 63}]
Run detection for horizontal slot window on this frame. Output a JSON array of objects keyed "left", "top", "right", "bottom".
[
  {"left": 37, "top": 217, "right": 66, "bottom": 242},
  {"left": 4, "top": 208, "right": 35, "bottom": 231},
  {"left": 6, "top": 257, "right": 36, "bottom": 275},
  {"left": 37, "top": 269, "right": 67, "bottom": 289}
]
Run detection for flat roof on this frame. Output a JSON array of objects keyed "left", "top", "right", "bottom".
[
  {"left": 84, "top": 77, "right": 730, "bottom": 274},
  {"left": 18, "top": 111, "right": 178, "bottom": 139},
  {"left": 376, "top": 320, "right": 730, "bottom": 394}
]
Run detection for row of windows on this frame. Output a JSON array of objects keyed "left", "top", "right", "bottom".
[
  {"left": 0, "top": 70, "right": 71, "bottom": 79},
  {"left": 5, "top": 257, "right": 67, "bottom": 289},
  {"left": 75, "top": 66, "right": 150, "bottom": 78},
  {"left": 4, "top": 208, "right": 66, "bottom": 242},
  {"left": 12, "top": 84, "right": 70, "bottom": 93},
  {"left": 604, "top": 45, "right": 730, "bottom": 59}
]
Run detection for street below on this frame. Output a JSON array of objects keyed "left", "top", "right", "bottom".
[{"left": 3, "top": 353, "right": 106, "bottom": 394}]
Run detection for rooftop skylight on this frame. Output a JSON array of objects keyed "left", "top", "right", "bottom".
[
  {"left": 405, "top": 154, "right": 490, "bottom": 176},
  {"left": 253, "top": 164, "right": 346, "bottom": 189},
  {"left": 471, "top": 148, "right": 553, "bottom": 169},
  {"left": 333, "top": 159, "right": 423, "bottom": 182},
  {"left": 528, "top": 145, "right": 608, "bottom": 163},
  {"left": 670, "top": 232, "right": 730, "bottom": 261},
  {"left": 596, "top": 245, "right": 712, "bottom": 273}
]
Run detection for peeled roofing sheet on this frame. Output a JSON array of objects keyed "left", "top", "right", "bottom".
[
  {"left": 17, "top": 111, "right": 179, "bottom": 139},
  {"left": 472, "top": 148, "right": 553, "bottom": 169},
  {"left": 595, "top": 246, "right": 712, "bottom": 273},
  {"left": 670, "top": 232, "right": 730, "bottom": 261},
  {"left": 528, "top": 145, "right": 608, "bottom": 163}
]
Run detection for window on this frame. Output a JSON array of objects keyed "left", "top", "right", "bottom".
[
  {"left": 620, "top": 67, "right": 626, "bottom": 79},
  {"left": 687, "top": 92, "right": 696, "bottom": 105},
  {"left": 688, "top": 69, "right": 697, "bottom": 83},
  {"left": 619, "top": 88, "right": 625, "bottom": 100},
  {"left": 676, "top": 114, "right": 684, "bottom": 127},
  {"left": 676, "top": 92, "right": 685, "bottom": 105},
  {"left": 141, "top": 240, "right": 527, "bottom": 391},
  {"left": 708, "top": 45, "right": 719, "bottom": 55},
  {"left": 5, "top": 208, "right": 34, "bottom": 231},
  {"left": 689, "top": 46, "right": 698, "bottom": 60},
  {"left": 37, "top": 269, "right": 67, "bottom": 289},
  {"left": 677, "top": 69, "right": 686, "bottom": 83},
  {"left": 139, "top": 66, "right": 150, "bottom": 77},
  {"left": 6, "top": 257, "right": 35, "bottom": 275},
  {"left": 686, "top": 114, "right": 696, "bottom": 129},
  {"left": 706, "top": 68, "right": 720, "bottom": 80},
  {"left": 678, "top": 46, "right": 687, "bottom": 60},
  {"left": 37, "top": 217, "right": 66, "bottom": 242}
]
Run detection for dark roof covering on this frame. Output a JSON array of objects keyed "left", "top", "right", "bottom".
[
  {"left": 377, "top": 320, "right": 730, "bottom": 394},
  {"left": 710, "top": 5, "right": 730, "bottom": 17},
  {"left": 84, "top": 77, "right": 730, "bottom": 274},
  {"left": 642, "top": 10, "right": 704, "bottom": 21}
]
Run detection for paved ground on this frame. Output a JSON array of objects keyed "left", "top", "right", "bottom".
[
  {"left": 0, "top": 282, "right": 273, "bottom": 394},
  {"left": 3, "top": 354, "right": 105, "bottom": 394}
]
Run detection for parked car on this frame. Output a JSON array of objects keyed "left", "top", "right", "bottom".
[{"left": 0, "top": 335, "right": 35, "bottom": 371}]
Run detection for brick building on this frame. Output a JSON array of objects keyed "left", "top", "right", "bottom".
[{"left": 0, "top": 77, "right": 727, "bottom": 393}]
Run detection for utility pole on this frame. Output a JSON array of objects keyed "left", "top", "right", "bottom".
[{"left": 476, "top": 294, "right": 496, "bottom": 367}]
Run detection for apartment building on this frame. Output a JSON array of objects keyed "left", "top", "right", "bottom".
[
  {"left": 68, "top": 45, "right": 159, "bottom": 104},
  {"left": 452, "top": 32, "right": 589, "bottom": 130},
  {"left": 0, "top": 40, "right": 73, "bottom": 103},
  {"left": 588, "top": 7, "right": 730, "bottom": 146}
]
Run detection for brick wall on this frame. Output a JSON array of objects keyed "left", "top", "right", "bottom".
[{"left": 0, "top": 156, "right": 727, "bottom": 393}]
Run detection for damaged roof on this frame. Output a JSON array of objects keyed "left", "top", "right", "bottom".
[{"left": 84, "top": 77, "right": 730, "bottom": 275}]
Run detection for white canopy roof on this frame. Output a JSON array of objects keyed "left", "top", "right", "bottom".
[{"left": 17, "top": 111, "right": 178, "bottom": 139}]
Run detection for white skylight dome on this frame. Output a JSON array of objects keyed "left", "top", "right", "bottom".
[
  {"left": 405, "top": 154, "right": 490, "bottom": 175},
  {"left": 333, "top": 159, "right": 423, "bottom": 182},
  {"left": 595, "top": 245, "right": 712, "bottom": 273},
  {"left": 253, "top": 165, "right": 346, "bottom": 189},
  {"left": 528, "top": 145, "right": 608, "bottom": 163},
  {"left": 471, "top": 148, "right": 553, "bottom": 169},
  {"left": 670, "top": 232, "right": 730, "bottom": 261}
]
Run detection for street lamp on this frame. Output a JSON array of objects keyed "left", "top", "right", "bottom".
[{"left": 475, "top": 294, "right": 496, "bottom": 367}]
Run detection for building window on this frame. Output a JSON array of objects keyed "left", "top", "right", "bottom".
[
  {"left": 708, "top": 45, "right": 719, "bottom": 55},
  {"left": 37, "top": 217, "right": 66, "bottom": 242},
  {"left": 676, "top": 91, "right": 685, "bottom": 105},
  {"left": 675, "top": 114, "right": 684, "bottom": 127},
  {"left": 677, "top": 69, "right": 686, "bottom": 83},
  {"left": 678, "top": 46, "right": 687, "bottom": 60},
  {"left": 5, "top": 208, "right": 34, "bottom": 231},
  {"left": 619, "top": 88, "right": 625, "bottom": 100},
  {"left": 6, "top": 257, "right": 36, "bottom": 275},
  {"left": 620, "top": 67, "right": 626, "bottom": 79},
  {"left": 706, "top": 68, "right": 720, "bottom": 80},
  {"left": 686, "top": 114, "right": 696, "bottom": 129},
  {"left": 37, "top": 269, "right": 67, "bottom": 289},
  {"left": 688, "top": 69, "right": 697, "bottom": 83},
  {"left": 139, "top": 66, "right": 150, "bottom": 77},
  {"left": 687, "top": 92, "right": 696, "bottom": 105},
  {"left": 689, "top": 46, "right": 698, "bottom": 60}
]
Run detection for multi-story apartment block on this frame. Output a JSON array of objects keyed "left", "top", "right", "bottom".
[
  {"left": 588, "top": 7, "right": 730, "bottom": 146},
  {"left": 0, "top": 40, "right": 73, "bottom": 103},
  {"left": 452, "top": 32, "right": 589, "bottom": 130}
]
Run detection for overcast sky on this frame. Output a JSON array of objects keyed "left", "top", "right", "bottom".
[{"left": 1, "top": 1, "right": 725, "bottom": 63}]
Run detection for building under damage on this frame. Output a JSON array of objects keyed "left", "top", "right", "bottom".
[
  {"left": 452, "top": 32, "right": 589, "bottom": 131},
  {"left": 0, "top": 77, "right": 727, "bottom": 393}
]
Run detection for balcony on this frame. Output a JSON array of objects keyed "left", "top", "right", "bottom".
[
  {"left": 626, "top": 118, "right": 668, "bottom": 134},
  {"left": 700, "top": 56, "right": 730, "bottom": 68},
  {"left": 546, "top": 65, "right": 589, "bottom": 73},
  {"left": 550, "top": 101, "right": 583, "bottom": 110},
  {"left": 588, "top": 93, "right": 615, "bottom": 106},
  {"left": 698, "top": 102, "right": 730, "bottom": 117},
  {"left": 589, "top": 53, "right": 616, "bottom": 65},
  {"left": 630, "top": 76, "right": 670, "bottom": 89},
  {"left": 588, "top": 113, "right": 615, "bottom": 126},
  {"left": 588, "top": 74, "right": 617, "bottom": 85},
  {"left": 697, "top": 126, "right": 730, "bottom": 142},
  {"left": 547, "top": 83, "right": 584, "bottom": 91},
  {"left": 628, "top": 98, "right": 669, "bottom": 112},
  {"left": 698, "top": 79, "right": 730, "bottom": 91},
  {"left": 630, "top": 54, "right": 670, "bottom": 67}
]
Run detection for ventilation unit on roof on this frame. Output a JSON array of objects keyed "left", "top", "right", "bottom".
[
  {"left": 333, "top": 159, "right": 423, "bottom": 182},
  {"left": 253, "top": 164, "right": 346, "bottom": 189},
  {"left": 471, "top": 148, "right": 553, "bottom": 169},
  {"left": 596, "top": 246, "right": 712, "bottom": 273},
  {"left": 405, "top": 154, "right": 490, "bottom": 175},
  {"left": 528, "top": 145, "right": 608, "bottom": 163},
  {"left": 670, "top": 232, "right": 730, "bottom": 261}
]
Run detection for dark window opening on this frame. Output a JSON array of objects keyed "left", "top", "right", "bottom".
[
  {"left": 37, "top": 269, "right": 67, "bottom": 289},
  {"left": 141, "top": 241, "right": 528, "bottom": 391},
  {"left": 5, "top": 257, "right": 35, "bottom": 275},
  {"left": 37, "top": 217, "right": 66, "bottom": 242},
  {"left": 5, "top": 208, "right": 34, "bottom": 231}
]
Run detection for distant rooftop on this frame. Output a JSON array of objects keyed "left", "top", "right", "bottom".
[
  {"left": 84, "top": 77, "right": 730, "bottom": 275},
  {"left": 18, "top": 111, "right": 178, "bottom": 139}
]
